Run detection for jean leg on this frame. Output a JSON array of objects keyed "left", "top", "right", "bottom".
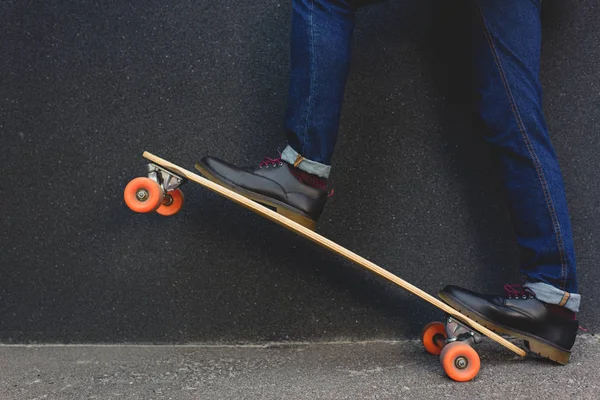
[
  {"left": 283, "top": 0, "right": 356, "bottom": 176},
  {"left": 472, "top": 0, "right": 579, "bottom": 311}
]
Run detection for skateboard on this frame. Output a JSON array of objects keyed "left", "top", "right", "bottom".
[{"left": 124, "top": 151, "right": 527, "bottom": 382}]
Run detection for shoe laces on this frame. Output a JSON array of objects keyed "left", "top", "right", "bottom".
[
  {"left": 258, "top": 156, "right": 283, "bottom": 168},
  {"left": 503, "top": 283, "right": 536, "bottom": 299}
]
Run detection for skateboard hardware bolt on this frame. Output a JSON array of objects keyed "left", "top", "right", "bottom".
[
  {"left": 455, "top": 356, "right": 468, "bottom": 369},
  {"left": 136, "top": 189, "right": 149, "bottom": 201}
]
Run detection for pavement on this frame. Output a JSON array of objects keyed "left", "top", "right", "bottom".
[{"left": 1, "top": 335, "right": 599, "bottom": 400}]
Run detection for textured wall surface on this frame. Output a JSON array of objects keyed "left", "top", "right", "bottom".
[{"left": 1, "top": 0, "right": 598, "bottom": 343}]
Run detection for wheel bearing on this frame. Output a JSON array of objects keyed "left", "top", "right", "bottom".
[
  {"left": 455, "top": 356, "right": 468, "bottom": 370},
  {"left": 136, "top": 189, "right": 149, "bottom": 201}
]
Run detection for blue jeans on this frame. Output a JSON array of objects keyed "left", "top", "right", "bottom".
[{"left": 280, "top": 0, "right": 580, "bottom": 312}]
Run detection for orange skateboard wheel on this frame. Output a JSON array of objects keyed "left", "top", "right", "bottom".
[
  {"left": 156, "top": 188, "right": 185, "bottom": 216},
  {"left": 421, "top": 321, "right": 447, "bottom": 355},
  {"left": 124, "top": 177, "right": 164, "bottom": 213},
  {"left": 439, "top": 341, "right": 480, "bottom": 382}
]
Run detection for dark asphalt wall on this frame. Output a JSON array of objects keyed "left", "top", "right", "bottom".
[{"left": 1, "top": 1, "right": 599, "bottom": 343}]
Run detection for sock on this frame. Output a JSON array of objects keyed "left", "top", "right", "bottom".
[{"left": 287, "top": 164, "right": 328, "bottom": 190}]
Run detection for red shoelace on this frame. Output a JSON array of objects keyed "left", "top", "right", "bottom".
[
  {"left": 258, "top": 156, "right": 283, "bottom": 168},
  {"left": 503, "top": 283, "right": 535, "bottom": 299}
]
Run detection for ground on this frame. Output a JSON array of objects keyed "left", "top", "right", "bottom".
[{"left": 1, "top": 335, "right": 599, "bottom": 400}]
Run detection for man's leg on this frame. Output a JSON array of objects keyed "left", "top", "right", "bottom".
[
  {"left": 196, "top": 0, "right": 356, "bottom": 229},
  {"left": 473, "top": 0, "right": 579, "bottom": 308},
  {"left": 439, "top": 0, "right": 580, "bottom": 364},
  {"left": 281, "top": 0, "right": 356, "bottom": 178}
]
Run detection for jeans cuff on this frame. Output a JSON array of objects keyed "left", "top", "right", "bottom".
[
  {"left": 524, "top": 282, "right": 581, "bottom": 313},
  {"left": 281, "top": 145, "right": 331, "bottom": 178}
]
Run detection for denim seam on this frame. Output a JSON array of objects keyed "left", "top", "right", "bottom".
[
  {"left": 302, "top": 0, "right": 316, "bottom": 154},
  {"left": 476, "top": 6, "right": 568, "bottom": 290}
]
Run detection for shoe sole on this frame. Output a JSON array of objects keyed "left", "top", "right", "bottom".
[
  {"left": 194, "top": 162, "right": 317, "bottom": 231},
  {"left": 438, "top": 291, "right": 572, "bottom": 365}
]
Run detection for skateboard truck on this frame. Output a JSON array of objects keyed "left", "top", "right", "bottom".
[
  {"left": 124, "top": 163, "right": 187, "bottom": 216},
  {"left": 147, "top": 163, "right": 185, "bottom": 193},
  {"left": 444, "top": 316, "right": 483, "bottom": 346}
]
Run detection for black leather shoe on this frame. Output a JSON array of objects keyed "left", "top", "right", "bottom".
[
  {"left": 438, "top": 284, "right": 578, "bottom": 364},
  {"left": 195, "top": 156, "right": 328, "bottom": 230}
]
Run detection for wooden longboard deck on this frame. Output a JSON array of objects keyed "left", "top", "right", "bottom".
[{"left": 142, "top": 151, "right": 526, "bottom": 358}]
